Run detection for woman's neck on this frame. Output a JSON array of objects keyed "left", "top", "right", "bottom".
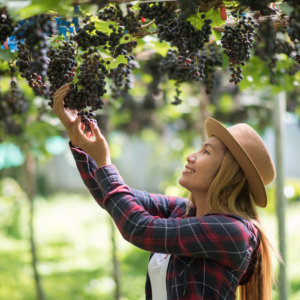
[{"left": 191, "top": 192, "right": 211, "bottom": 218}]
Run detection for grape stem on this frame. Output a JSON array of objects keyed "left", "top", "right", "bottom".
[
  {"left": 141, "top": 20, "right": 155, "bottom": 29},
  {"left": 214, "top": 14, "right": 288, "bottom": 32}
]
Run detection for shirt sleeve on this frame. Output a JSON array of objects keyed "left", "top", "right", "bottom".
[
  {"left": 96, "top": 165, "right": 257, "bottom": 272},
  {"left": 69, "top": 143, "right": 188, "bottom": 218}
]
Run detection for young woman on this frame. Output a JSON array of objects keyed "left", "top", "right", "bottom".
[{"left": 53, "top": 84, "right": 276, "bottom": 300}]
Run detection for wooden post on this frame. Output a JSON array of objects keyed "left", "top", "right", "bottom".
[
  {"left": 25, "top": 152, "right": 46, "bottom": 300},
  {"left": 109, "top": 217, "right": 121, "bottom": 300},
  {"left": 273, "top": 91, "right": 288, "bottom": 300}
]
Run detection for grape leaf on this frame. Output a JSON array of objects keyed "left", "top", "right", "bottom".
[
  {"left": 93, "top": 18, "right": 115, "bottom": 35},
  {"left": 0, "top": 49, "right": 16, "bottom": 61},
  {"left": 188, "top": 8, "right": 225, "bottom": 30},
  {"left": 104, "top": 55, "right": 128, "bottom": 69},
  {"left": 278, "top": 3, "right": 293, "bottom": 15},
  {"left": 150, "top": 41, "right": 170, "bottom": 57},
  {"left": 11, "top": 0, "right": 72, "bottom": 20}
]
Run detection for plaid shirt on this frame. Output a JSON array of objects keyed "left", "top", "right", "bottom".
[{"left": 70, "top": 144, "right": 260, "bottom": 300}]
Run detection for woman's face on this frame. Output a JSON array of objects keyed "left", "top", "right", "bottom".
[{"left": 178, "top": 136, "right": 226, "bottom": 194}]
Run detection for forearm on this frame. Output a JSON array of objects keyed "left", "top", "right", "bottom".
[{"left": 70, "top": 142, "right": 106, "bottom": 206}]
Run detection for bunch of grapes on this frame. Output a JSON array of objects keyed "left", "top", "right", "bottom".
[
  {"left": 98, "top": 4, "right": 141, "bottom": 34},
  {"left": 238, "top": 0, "right": 273, "bottom": 15},
  {"left": 172, "top": 81, "right": 183, "bottom": 105},
  {"left": 254, "top": 18, "right": 299, "bottom": 83},
  {"left": 63, "top": 50, "right": 107, "bottom": 131},
  {"left": 176, "top": 0, "right": 199, "bottom": 16},
  {"left": 157, "top": 13, "right": 212, "bottom": 56},
  {"left": 73, "top": 16, "right": 109, "bottom": 50},
  {"left": 47, "top": 40, "right": 77, "bottom": 105},
  {"left": 221, "top": 14, "right": 258, "bottom": 84},
  {"left": 0, "top": 77, "right": 29, "bottom": 138},
  {"left": 0, "top": 9, "right": 14, "bottom": 44},
  {"left": 15, "top": 15, "right": 56, "bottom": 95},
  {"left": 16, "top": 42, "right": 46, "bottom": 95},
  {"left": 109, "top": 54, "right": 138, "bottom": 99},
  {"left": 284, "top": 0, "right": 300, "bottom": 63},
  {"left": 138, "top": 2, "right": 176, "bottom": 26},
  {"left": 160, "top": 49, "right": 191, "bottom": 83},
  {"left": 203, "top": 43, "right": 223, "bottom": 94}
]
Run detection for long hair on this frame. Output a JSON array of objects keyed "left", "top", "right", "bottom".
[{"left": 188, "top": 150, "right": 275, "bottom": 300}]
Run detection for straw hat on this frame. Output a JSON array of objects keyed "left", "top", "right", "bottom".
[{"left": 205, "top": 117, "right": 276, "bottom": 207}]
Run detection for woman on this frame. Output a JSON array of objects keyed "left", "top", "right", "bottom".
[{"left": 53, "top": 84, "right": 276, "bottom": 300}]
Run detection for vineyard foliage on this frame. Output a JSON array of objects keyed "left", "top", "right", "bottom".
[{"left": 0, "top": 0, "right": 299, "bottom": 149}]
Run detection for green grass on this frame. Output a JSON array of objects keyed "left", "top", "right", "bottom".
[{"left": 0, "top": 193, "right": 299, "bottom": 299}]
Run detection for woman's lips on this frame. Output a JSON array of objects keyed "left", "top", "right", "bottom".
[{"left": 182, "top": 165, "right": 195, "bottom": 174}]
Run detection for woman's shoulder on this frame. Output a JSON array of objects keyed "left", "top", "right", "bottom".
[{"left": 202, "top": 212, "right": 260, "bottom": 240}]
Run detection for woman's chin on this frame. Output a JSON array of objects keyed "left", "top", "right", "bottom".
[{"left": 178, "top": 176, "right": 188, "bottom": 189}]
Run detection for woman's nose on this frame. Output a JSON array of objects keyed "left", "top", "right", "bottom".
[{"left": 187, "top": 154, "right": 196, "bottom": 163}]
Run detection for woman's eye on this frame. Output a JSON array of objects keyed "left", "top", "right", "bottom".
[{"left": 203, "top": 149, "right": 210, "bottom": 154}]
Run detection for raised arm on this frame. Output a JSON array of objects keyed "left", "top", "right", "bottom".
[
  {"left": 66, "top": 115, "right": 257, "bottom": 272},
  {"left": 52, "top": 84, "right": 188, "bottom": 218},
  {"left": 96, "top": 164, "right": 258, "bottom": 272},
  {"left": 70, "top": 143, "right": 188, "bottom": 218}
]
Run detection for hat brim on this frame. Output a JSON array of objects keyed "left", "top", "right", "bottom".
[{"left": 205, "top": 118, "right": 267, "bottom": 207}]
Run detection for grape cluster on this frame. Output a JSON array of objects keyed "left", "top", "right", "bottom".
[
  {"left": 0, "top": 9, "right": 14, "bottom": 44},
  {"left": 61, "top": 50, "right": 108, "bottom": 131},
  {"left": 254, "top": 18, "right": 299, "bottom": 83},
  {"left": 64, "top": 51, "right": 107, "bottom": 111},
  {"left": 178, "top": 53, "right": 207, "bottom": 81},
  {"left": 203, "top": 43, "right": 223, "bottom": 94},
  {"left": 238, "top": 0, "right": 273, "bottom": 15},
  {"left": 177, "top": 0, "right": 199, "bottom": 16},
  {"left": 98, "top": 4, "right": 141, "bottom": 34},
  {"left": 139, "top": 2, "right": 176, "bottom": 26},
  {"left": 157, "top": 13, "right": 212, "bottom": 56},
  {"left": 160, "top": 49, "right": 191, "bottom": 83},
  {"left": 0, "top": 77, "right": 29, "bottom": 138},
  {"left": 285, "top": 0, "right": 300, "bottom": 63},
  {"left": 221, "top": 14, "right": 258, "bottom": 84},
  {"left": 73, "top": 17, "right": 109, "bottom": 50},
  {"left": 109, "top": 55, "right": 137, "bottom": 98},
  {"left": 172, "top": 81, "right": 183, "bottom": 105},
  {"left": 47, "top": 41, "right": 77, "bottom": 105},
  {"left": 287, "top": 12, "right": 300, "bottom": 43},
  {"left": 16, "top": 42, "right": 46, "bottom": 95},
  {"left": 15, "top": 15, "right": 56, "bottom": 78}
]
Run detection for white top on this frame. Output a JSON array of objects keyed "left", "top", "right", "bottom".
[{"left": 148, "top": 253, "right": 171, "bottom": 300}]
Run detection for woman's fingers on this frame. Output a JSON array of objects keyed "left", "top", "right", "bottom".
[
  {"left": 90, "top": 121, "right": 103, "bottom": 141},
  {"left": 54, "top": 83, "right": 69, "bottom": 98}
]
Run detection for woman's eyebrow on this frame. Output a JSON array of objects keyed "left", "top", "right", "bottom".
[{"left": 202, "top": 142, "right": 215, "bottom": 150}]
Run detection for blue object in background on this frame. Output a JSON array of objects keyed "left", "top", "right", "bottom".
[
  {"left": 0, "top": 5, "right": 80, "bottom": 51},
  {"left": 0, "top": 143, "right": 24, "bottom": 169},
  {"left": 45, "top": 136, "right": 67, "bottom": 155}
]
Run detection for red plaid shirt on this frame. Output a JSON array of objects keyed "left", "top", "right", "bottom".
[{"left": 70, "top": 144, "right": 260, "bottom": 300}]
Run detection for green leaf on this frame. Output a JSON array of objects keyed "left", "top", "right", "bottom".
[
  {"left": 104, "top": 55, "right": 128, "bottom": 69},
  {"left": 188, "top": 8, "right": 225, "bottom": 31},
  {"left": 0, "top": 0, "right": 11, "bottom": 8},
  {"left": 11, "top": 0, "right": 72, "bottom": 20},
  {"left": 150, "top": 41, "right": 170, "bottom": 57},
  {"left": 218, "top": 93, "right": 233, "bottom": 113},
  {"left": 93, "top": 18, "right": 115, "bottom": 35},
  {"left": 278, "top": 3, "right": 293, "bottom": 15},
  {"left": 187, "top": 12, "right": 205, "bottom": 30},
  {"left": 208, "top": 7, "right": 225, "bottom": 27},
  {"left": 0, "top": 49, "right": 16, "bottom": 62}
]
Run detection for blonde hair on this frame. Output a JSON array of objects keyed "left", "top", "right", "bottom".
[{"left": 187, "top": 150, "right": 275, "bottom": 300}]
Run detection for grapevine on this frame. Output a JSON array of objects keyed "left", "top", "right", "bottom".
[
  {"left": 0, "top": 0, "right": 298, "bottom": 135},
  {"left": 0, "top": 8, "right": 14, "bottom": 44}
]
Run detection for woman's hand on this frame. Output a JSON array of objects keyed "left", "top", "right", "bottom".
[
  {"left": 70, "top": 117, "right": 112, "bottom": 168},
  {"left": 52, "top": 84, "right": 79, "bottom": 146}
]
